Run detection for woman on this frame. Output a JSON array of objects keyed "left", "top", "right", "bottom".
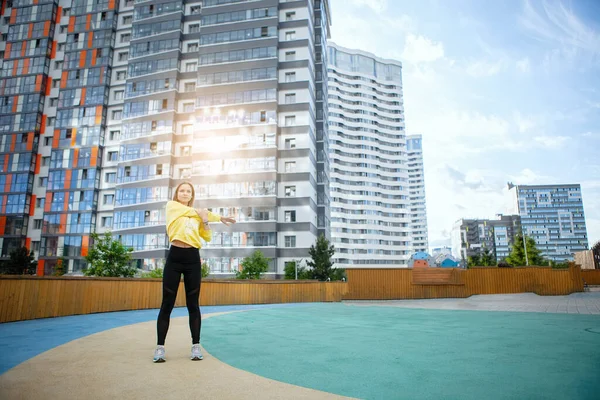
[{"left": 153, "top": 182, "right": 235, "bottom": 363}]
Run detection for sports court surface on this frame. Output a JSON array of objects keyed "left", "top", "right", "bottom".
[{"left": 1, "top": 293, "right": 599, "bottom": 399}]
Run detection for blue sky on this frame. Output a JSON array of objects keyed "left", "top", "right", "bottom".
[{"left": 330, "top": 0, "right": 600, "bottom": 250}]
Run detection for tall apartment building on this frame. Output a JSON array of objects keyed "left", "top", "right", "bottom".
[
  {"left": 507, "top": 183, "right": 588, "bottom": 262},
  {"left": 327, "top": 43, "right": 412, "bottom": 268},
  {"left": 406, "top": 134, "right": 427, "bottom": 253},
  {"left": 451, "top": 214, "right": 521, "bottom": 262},
  {"left": 0, "top": 0, "right": 332, "bottom": 276}
]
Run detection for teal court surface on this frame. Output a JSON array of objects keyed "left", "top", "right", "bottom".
[{"left": 1, "top": 293, "right": 599, "bottom": 399}]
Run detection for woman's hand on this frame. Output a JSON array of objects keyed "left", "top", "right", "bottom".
[
  {"left": 196, "top": 208, "right": 209, "bottom": 220},
  {"left": 220, "top": 216, "right": 236, "bottom": 226}
]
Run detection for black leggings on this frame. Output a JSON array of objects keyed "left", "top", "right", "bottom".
[{"left": 157, "top": 246, "right": 202, "bottom": 345}]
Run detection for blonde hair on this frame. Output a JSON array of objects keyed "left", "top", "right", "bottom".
[{"left": 172, "top": 182, "right": 195, "bottom": 207}]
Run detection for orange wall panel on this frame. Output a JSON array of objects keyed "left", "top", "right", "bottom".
[
  {"left": 90, "top": 147, "right": 98, "bottom": 167},
  {"left": 68, "top": 16, "right": 75, "bottom": 32},
  {"left": 95, "top": 106, "right": 103, "bottom": 125},
  {"left": 50, "top": 40, "right": 57, "bottom": 59},
  {"left": 60, "top": 71, "right": 68, "bottom": 89},
  {"left": 86, "top": 14, "right": 92, "bottom": 31},
  {"left": 40, "top": 114, "right": 47, "bottom": 134},
  {"left": 4, "top": 43, "right": 10, "bottom": 59},
  {"left": 56, "top": 7, "right": 62, "bottom": 24},
  {"left": 44, "top": 192, "right": 52, "bottom": 213},
  {"left": 46, "top": 77, "right": 52, "bottom": 96},
  {"left": 0, "top": 216, "right": 6, "bottom": 235},
  {"left": 70, "top": 128, "right": 77, "bottom": 147},
  {"left": 10, "top": 9, "right": 17, "bottom": 24},
  {"left": 64, "top": 170, "right": 72, "bottom": 190},
  {"left": 79, "top": 50, "right": 87, "bottom": 68},
  {"left": 52, "top": 129, "right": 60, "bottom": 148},
  {"left": 35, "top": 154, "right": 42, "bottom": 174},
  {"left": 59, "top": 214, "right": 67, "bottom": 234},
  {"left": 73, "top": 148, "right": 79, "bottom": 168},
  {"left": 44, "top": 21, "right": 51, "bottom": 36},
  {"left": 37, "top": 260, "right": 45, "bottom": 277},
  {"left": 5, "top": 174, "right": 12, "bottom": 192},
  {"left": 28, "top": 23, "right": 34, "bottom": 38},
  {"left": 27, "top": 132, "right": 34, "bottom": 151},
  {"left": 29, "top": 194, "right": 36, "bottom": 216},
  {"left": 23, "top": 58, "right": 30, "bottom": 74},
  {"left": 25, "top": 238, "right": 31, "bottom": 250},
  {"left": 82, "top": 236, "right": 90, "bottom": 257},
  {"left": 80, "top": 88, "right": 86, "bottom": 105}
]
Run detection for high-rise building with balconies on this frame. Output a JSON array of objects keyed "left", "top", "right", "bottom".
[
  {"left": 327, "top": 43, "right": 412, "bottom": 268},
  {"left": 406, "top": 134, "right": 428, "bottom": 253},
  {"left": 0, "top": 0, "right": 331, "bottom": 277}
]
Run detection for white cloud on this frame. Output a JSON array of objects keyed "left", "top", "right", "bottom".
[
  {"left": 348, "top": 0, "right": 388, "bottom": 14},
  {"left": 508, "top": 168, "right": 549, "bottom": 185},
  {"left": 533, "top": 135, "right": 569, "bottom": 148},
  {"left": 401, "top": 34, "right": 445, "bottom": 64},
  {"left": 514, "top": 112, "right": 538, "bottom": 133},
  {"left": 465, "top": 59, "right": 503, "bottom": 77},
  {"left": 516, "top": 57, "right": 531, "bottom": 73}
]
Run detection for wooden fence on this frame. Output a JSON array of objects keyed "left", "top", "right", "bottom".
[
  {"left": 0, "top": 276, "right": 348, "bottom": 323},
  {"left": 582, "top": 269, "right": 600, "bottom": 285},
  {"left": 0, "top": 266, "right": 590, "bottom": 323},
  {"left": 344, "top": 266, "right": 584, "bottom": 300}
]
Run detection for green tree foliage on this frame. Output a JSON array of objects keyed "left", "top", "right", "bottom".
[
  {"left": 202, "top": 263, "right": 210, "bottom": 278},
  {"left": 505, "top": 235, "right": 547, "bottom": 267},
  {"left": 84, "top": 232, "right": 137, "bottom": 277},
  {"left": 142, "top": 268, "right": 164, "bottom": 278},
  {"left": 0, "top": 247, "right": 37, "bottom": 275},
  {"left": 236, "top": 250, "right": 269, "bottom": 279},
  {"left": 307, "top": 234, "right": 340, "bottom": 281},
  {"left": 284, "top": 261, "right": 312, "bottom": 280},
  {"left": 52, "top": 257, "right": 66, "bottom": 276},
  {"left": 592, "top": 241, "right": 600, "bottom": 269}
]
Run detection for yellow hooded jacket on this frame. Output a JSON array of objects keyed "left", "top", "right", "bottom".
[{"left": 166, "top": 201, "right": 221, "bottom": 249}]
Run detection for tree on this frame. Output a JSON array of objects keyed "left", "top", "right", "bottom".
[
  {"left": 52, "top": 257, "right": 66, "bottom": 276},
  {"left": 284, "top": 261, "right": 312, "bottom": 280},
  {"left": 505, "top": 235, "right": 547, "bottom": 267},
  {"left": 480, "top": 248, "right": 496, "bottom": 266},
  {"left": 84, "top": 232, "right": 136, "bottom": 277},
  {"left": 202, "top": 263, "right": 210, "bottom": 278},
  {"left": 467, "top": 253, "right": 481, "bottom": 268},
  {"left": 236, "top": 250, "right": 269, "bottom": 279},
  {"left": 142, "top": 268, "right": 163, "bottom": 278},
  {"left": 307, "top": 234, "right": 337, "bottom": 281},
  {"left": 592, "top": 241, "right": 600, "bottom": 270},
  {"left": 0, "top": 247, "right": 37, "bottom": 275}
]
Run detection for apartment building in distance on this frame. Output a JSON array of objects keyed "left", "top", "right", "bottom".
[
  {"left": 0, "top": 0, "right": 332, "bottom": 276},
  {"left": 327, "top": 43, "right": 413, "bottom": 268},
  {"left": 506, "top": 183, "right": 588, "bottom": 262},
  {"left": 451, "top": 214, "right": 521, "bottom": 262},
  {"left": 406, "top": 134, "right": 428, "bottom": 253}
]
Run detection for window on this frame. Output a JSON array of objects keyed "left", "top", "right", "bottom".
[
  {"left": 181, "top": 146, "right": 191, "bottom": 156},
  {"left": 187, "top": 43, "right": 198, "bottom": 52},
  {"left": 54, "top": 61, "right": 63, "bottom": 69},
  {"left": 52, "top": 79, "right": 60, "bottom": 88},
  {"left": 103, "top": 194, "right": 114, "bottom": 205},
  {"left": 285, "top": 93, "right": 296, "bottom": 104},
  {"left": 285, "top": 116, "right": 296, "bottom": 126},
  {"left": 120, "top": 33, "right": 131, "bottom": 43},
  {"left": 284, "top": 211, "right": 296, "bottom": 222},
  {"left": 285, "top": 51, "right": 296, "bottom": 61},
  {"left": 44, "top": 137, "right": 51, "bottom": 146},
  {"left": 286, "top": 12, "right": 295, "bottom": 21},
  {"left": 36, "top": 198, "right": 45, "bottom": 208},
  {"left": 108, "top": 151, "right": 118, "bottom": 161},
  {"left": 161, "top": 99, "right": 168, "bottom": 110},
  {"left": 59, "top": 26, "right": 66, "bottom": 34},
  {"left": 285, "top": 186, "right": 296, "bottom": 197},
  {"left": 57, "top": 43, "right": 65, "bottom": 51},
  {"left": 38, "top": 177, "right": 48, "bottom": 187},
  {"left": 189, "top": 24, "right": 200, "bottom": 34},
  {"left": 185, "top": 62, "right": 197, "bottom": 72},
  {"left": 114, "top": 91, "right": 124, "bottom": 100},
  {"left": 117, "top": 71, "right": 127, "bottom": 80},
  {"left": 42, "top": 156, "right": 50, "bottom": 166},
  {"left": 101, "top": 217, "right": 113, "bottom": 227},
  {"left": 110, "top": 130, "right": 120, "bottom": 140},
  {"left": 62, "top": 8, "right": 70, "bottom": 16},
  {"left": 183, "top": 102, "right": 194, "bottom": 112},
  {"left": 50, "top": 98, "right": 58, "bottom": 106},
  {"left": 184, "top": 82, "right": 196, "bottom": 92},
  {"left": 285, "top": 138, "right": 296, "bottom": 149},
  {"left": 285, "top": 31, "right": 296, "bottom": 41},
  {"left": 285, "top": 235, "right": 296, "bottom": 247},
  {"left": 118, "top": 52, "right": 129, "bottom": 61},
  {"left": 123, "top": 15, "right": 132, "bottom": 25},
  {"left": 285, "top": 72, "right": 296, "bottom": 83},
  {"left": 112, "top": 110, "right": 122, "bottom": 120},
  {"left": 34, "top": 219, "right": 42, "bottom": 229},
  {"left": 190, "top": 5, "right": 201, "bottom": 14},
  {"left": 105, "top": 173, "right": 116, "bottom": 183},
  {"left": 285, "top": 161, "right": 296, "bottom": 172},
  {"left": 124, "top": 0, "right": 133, "bottom": 6}
]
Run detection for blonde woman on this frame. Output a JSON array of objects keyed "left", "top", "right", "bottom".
[{"left": 153, "top": 182, "right": 235, "bottom": 363}]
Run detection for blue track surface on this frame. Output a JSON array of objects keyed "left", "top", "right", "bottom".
[{"left": 0, "top": 303, "right": 301, "bottom": 374}]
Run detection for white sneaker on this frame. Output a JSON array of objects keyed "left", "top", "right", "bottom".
[
  {"left": 153, "top": 346, "right": 166, "bottom": 363},
  {"left": 191, "top": 344, "right": 203, "bottom": 361}
]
